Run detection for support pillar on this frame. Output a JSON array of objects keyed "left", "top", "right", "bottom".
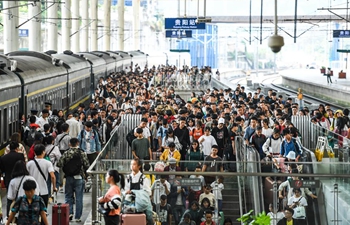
[
  {"left": 133, "top": 0, "right": 140, "bottom": 50},
  {"left": 47, "top": 1, "right": 58, "bottom": 51},
  {"left": 62, "top": 0, "right": 71, "bottom": 51},
  {"left": 91, "top": 0, "right": 98, "bottom": 51},
  {"left": 71, "top": 0, "right": 80, "bottom": 53},
  {"left": 118, "top": 0, "right": 125, "bottom": 51},
  {"left": 81, "top": 0, "right": 89, "bottom": 51},
  {"left": 29, "top": 1, "right": 41, "bottom": 51},
  {"left": 103, "top": 0, "right": 111, "bottom": 51},
  {"left": 3, "top": 1, "right": 19, "bottom": 53}
]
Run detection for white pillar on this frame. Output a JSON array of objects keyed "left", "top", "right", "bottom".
[
  {"left": 81, "top": 0, "right": 89, "bottom": 51},
  {"left": 62, "top": 0, "right": 71, "bottom": 51},
  {"left": 133, "top": 0, "right": 140, "bottom": 50},
  {"left": 103, "top": 0, "right": 111, "bottom": 51},
  {"left": 118, "top": 0, "right": 125, "bottom": 51},
  {"left": 3, "top": 1, "right": 19, "bottom": 53},
  {"left": 71, "top": 0, "right": 80, "bottom": 53},
  {"left": 47, "top": 1, "right": 58, "bottom": 51},
  {"left": 91, "top": 0, "right": 98, "bottom": 51},
  {"left": 29, "top": 1, "right": 41, "bottom": 51}
]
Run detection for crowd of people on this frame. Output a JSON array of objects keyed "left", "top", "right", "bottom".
[{"left": 0, "top": 63, "right": 349, "bottom": 225}]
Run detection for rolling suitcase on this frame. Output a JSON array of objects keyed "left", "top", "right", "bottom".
[
  {"left": 52, "top": 194, "right": 70, "bottom": 225},
  {"left": 120, "top": 213, "right": 147, "bottom": 225}
]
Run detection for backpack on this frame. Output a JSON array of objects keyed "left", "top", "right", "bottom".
[
  {"left": 62, "top": 151, "right": 82, "bottom": 176},
  {"left": 24, "top": 127, "right": 41, "bottom": 147},
  {"left": 126, "top": 127, "right": 137, "bottom": 147}
]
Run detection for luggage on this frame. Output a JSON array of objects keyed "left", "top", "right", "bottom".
[
  {"left": 52, "top": 195, "right": 70, "bottom": 225},
  {"left": 120, "top": 213, "right": 146, "bottom": 225}
]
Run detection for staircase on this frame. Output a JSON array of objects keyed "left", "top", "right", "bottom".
[{"left": 222, "top": 176, "right": 241, "bottom": 225}]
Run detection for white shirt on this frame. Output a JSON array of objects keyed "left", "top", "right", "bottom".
[
  {"left": 66, "top": 117, "right": 81, "bottom": 138},
  {"left": 267, "top": 212, "right": 285, "bottom": 225},
  {"left": 198, "top": 134, "right": 217, "bottom": 156},
  {"left": 36, "top": 117, "right": 49, "bottom": 131},
  {"left": 7, "top": 175, "right": 40, "bottom": 200},
  {"left": 123, "top": 171, "right": 151, "bottom": 196},
  {"left": 27, "top": 158, "right": 55, "bottom": 195},
  {"left": 45, "top": 144, "right": 62, "bottom": 172},
  {"left": 151, "top": 179, "right": 171, "bottom": 204},
  {"left": 210, "top": 181, "right": 224, "bottom": 200}
]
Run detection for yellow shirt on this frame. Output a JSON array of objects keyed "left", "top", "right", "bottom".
[
  {"left": 287, "top": 220, "right": 293, "bottom": 225},
  {"left": 160, "top": 149, "right": 181, "bottom": 165}
]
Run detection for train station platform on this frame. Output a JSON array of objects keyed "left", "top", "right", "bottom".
[{"left": 280, "top": 69, "right": 350, "bottom": 107}]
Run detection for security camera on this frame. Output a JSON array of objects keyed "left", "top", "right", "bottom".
[{"left": 268, "top": 34, "right": 284, "bottom": 53}]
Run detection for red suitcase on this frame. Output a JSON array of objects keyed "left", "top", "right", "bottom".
[
  {"left": 52, "top": 203, "right": 70, "bottom": 225},
  {"left": 121, "top": 213, "right": 147, "bottom": 225}
]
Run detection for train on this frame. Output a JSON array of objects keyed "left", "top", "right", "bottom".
[{"left": 0, "top": 50, "right": 191, "bottom": 155}]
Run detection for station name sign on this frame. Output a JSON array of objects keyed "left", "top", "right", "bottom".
[
  {"left": 165, "top": 18, "right": 206, "bottom": 30},
  {"left": 165, "top": 30, "right": 192, "bottom": 38},
  {"left": 333, "top": 30, "right": 350, "bottom": 38}
]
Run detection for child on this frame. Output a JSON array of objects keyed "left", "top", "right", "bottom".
[
  {"left": 210, "top": 175, "right": 224, "bottom": 211},
  {"left": 7, "top": 179, "right": 48, "bottom": 225}
]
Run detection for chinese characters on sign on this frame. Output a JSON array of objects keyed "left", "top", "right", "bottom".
[
  {"left": 19, "top": 29, "right": 29, "bottom": 37},
  {"left": 172, "top": 178, "right": 201, "bottom": 186},
  {"left": 291, "top": 180, "right": 320, "bottom": 188},
  {"left": 165, "top": 30, "right": 192, "bottom": 38},
  {"left": 165, "top": 18, "right": 206, "bottom": 30},
  {"left": 333, "top": 30, "right": 350, "bottom": 38}
]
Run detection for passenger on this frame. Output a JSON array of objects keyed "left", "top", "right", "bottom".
[
  {"left": 43, "top": 136, "right": 61, "bottom": 198},
  {"left": 77, "top": 121, "right": 102, "bottom": 165},
  {"left": 243, "top": 117, "right": 258, "bottom": 145},
  {"left": 5, "top": 132, "right": 28, "bottom": 163},
  {"left": 278, "top": 169, "right": 317, "bottom": 200},
  {"left": 188, "top": 166, "right": 205, "bottom": 204},
  {"left": 279, "top": 128, "right": 302, "bottom": 161},
  {"left": 124, "top": 158, "right": 151, "bottom": 196},
  {"left": 287, "top": 188, "right": 307, "bottom": 224},
  {"left": 152, "top": 194, "right": 173, "bottom": 225},
  {"left": 98, "top": 169, "right": 124, "bottom": 225},
  {"left": 267, "top": 203, "right": 284, "bottom": 225},
  {"left": 180, "top": 201, "right": 202, "bottom": 225},
  {"left": 6, "top": 160, "right": 39, "bottom": 218},
  {"left": 168, "top": 175, "right": 188, "bottom": 225},
  {"left": 250, "top": 126, "right": 267, "bottom": 160},
  {"left": 210, "top": 118, "right": 228, "bottom": 158},
  {"left": 210, "top": 175, "right": 224, "bottom": 211},
  {"left": 160, "top": 142, "right": 181, "bottom": 166},
  {"left": 151, "top": 175, "right": 171, "bottom": 205},
  {"left": 157, "top": 119, "right": 169, "bottom": 151},
  {"left": 36, "top": 109, "right": 50, "bottom": 132},
  {"left": 179, "top": 212, "right": 196, "bottom": 225},
  {"left": 198, "top": 127, "right": 218, "bottom": 157},
  {"left": 162, "top": 128, "right": 182, "bottom": 151},
  {"left": 277, "top": 208, "right": 300, "bottom": 225},
  {"left": 263, "top": 128, "right": 283, "bottom": 158},
  {"left": 200, "top": 210, "right": 215, "bottom": 225},
  {"left": 27, "top": 144, "right": 57, "bottom": 207},
  {"left": 7, "top": 179, "right": 48, "bottom": 225},
  {"left": 174, "top": 117, "right": 191, "bottom": 161},
  {"left": 202, "top": 145, "right": 223, "bottom": 185},
  {"left": 66, "top": 112, "right": 80, "bottom": 138},
  {"left": 185, "top": 140, "right": 204, "bottom": 172},
  {"left": 57, "top": 138, "right": 90, "bottom": 222},
  {"left": 199, "top": 187, "right": 215, "bottom": 210}
]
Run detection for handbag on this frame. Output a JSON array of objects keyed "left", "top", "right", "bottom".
[
  {"left": 98, "top": 203, "right": 111, "bottom": 215},
  {"left": 294, "top": 206, "right": 306, "bottom": 218}
]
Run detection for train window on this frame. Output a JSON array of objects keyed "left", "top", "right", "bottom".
[
  {"left": 4, "top": 108, "right": 8, "bottom": 143},
  {"left": 9, "top": 106, "right": 12, "bottom": 136},
  {"left": 0, "top": 110, "right": 2, "bottom": 143}
]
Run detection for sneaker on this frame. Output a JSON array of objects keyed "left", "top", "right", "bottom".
[
  {"left": 75, "top": 218, "right": 82, "bottom": 222},
  {"left": 69, "top": 214, "right": 73, "bottom": 221},
  {"left": 59, "top": 188, "right": 64, "bottom": 193}
]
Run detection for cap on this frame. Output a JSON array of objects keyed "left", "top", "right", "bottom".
[
  {"left": 286, "top": 151, "right": 296, "bottom": 160},
  {"left": 44, "top": 102, "right": 52, "bottom": 106},
  {"left": 160, "top": 194, "right": 167, "bottom": 200},
  {"left": 218, "top": 118, "right": 225, "bottom": 124},
  {"left": 168, "top": 158, "right": 177, "bottom": 164},
  {"left": 30, "top": 109, "right": 38, "bottom": 114}
]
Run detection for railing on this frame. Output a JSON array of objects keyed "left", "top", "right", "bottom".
[{"left": 236, "top": 136, "right": 264, "bottom": 219}]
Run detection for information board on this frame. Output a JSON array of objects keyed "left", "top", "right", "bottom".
[
  {"left": 166, "top": 30, "right": 192, "bottom": 38},
  {"left": 165, "top": 18, "right": 206, "bottom": 30},
  {"left": 333, "top": 30, "right": 350, "bottom": 38}
]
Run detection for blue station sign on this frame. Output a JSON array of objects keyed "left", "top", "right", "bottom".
[
  {"left": 333, "top": 30, "right": 350, "bottom": 38},
  {"left": 165, "top": 18, "right": 206, "bottom": 30},
  {"left": 19, "top": 29, "right": 29, "bottom": 37},
  {"left": 166, "top": 30, "right": 192, "bottom": 38}
]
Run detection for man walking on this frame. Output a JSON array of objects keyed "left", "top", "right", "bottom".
[
  {"left": 77, "top": 121, "right": 101, "bottom": 165},
  {"left": 57, "top": 138, "right": 90, "bottom": 222}
]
